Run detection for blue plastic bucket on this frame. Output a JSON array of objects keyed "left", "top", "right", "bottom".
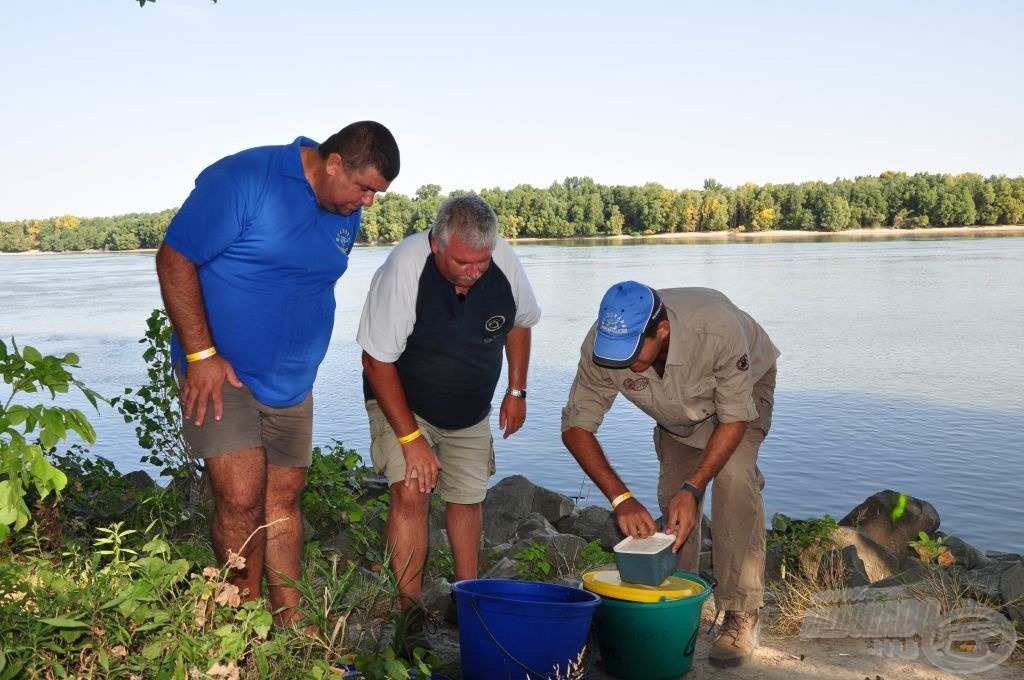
[
  {"left": 453, "top": 579, "right": 601, "bottom": 680},
  {"left": 589, "top": 571, "right": 712, "bottom": 679}
]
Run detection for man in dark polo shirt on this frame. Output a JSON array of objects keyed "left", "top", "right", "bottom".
[{"left": 356, "top": 194, "right": 540, "bottom": 647}]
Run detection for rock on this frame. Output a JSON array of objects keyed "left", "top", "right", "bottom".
[
  {"left": 481, "top": 556, "right": 520, "bottom": 579},
  {"left": 834, "top": 545, "right": 871, "bottom": 587},
  {"left": 839, "top": 490, "right": 940, "bottom": 557},
  {"left": 828, "top": 526, "right": 902, "bottom": 583},
  {"left": 532, "top": 485, "right": 577, "bottom": 526},
  {"left": 124, "top": 469, "right": 156, "bottom": 489},
  {"left": 515, "top": 512, "right": 557, "bottom": 538},
  {"left": 555, "top": 505, "right": 621, "bottom": 550},
  {"left": 482, "top": 475, "right": 538, "bottom": 544},
  {"left": 942, "top": 535, "right": 989, "bottom": 570},
  {"left": 998, "top": 561, "right": 1024, "bottom": 632}
]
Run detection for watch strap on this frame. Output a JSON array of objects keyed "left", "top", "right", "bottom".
[{"left": 680, "top": 481, "right": 704, "bottom": 502}]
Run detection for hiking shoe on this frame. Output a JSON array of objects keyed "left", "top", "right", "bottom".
[
  {"left": 444, "top": 590, "right": 458, "bottom": 627},
  {"left": 396, "top": 606, "right": 437, "bottom": 660},
  {"left": 709, "top": 610, "right": 759, "bottom": 667}
]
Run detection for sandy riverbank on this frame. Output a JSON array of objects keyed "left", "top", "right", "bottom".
[{"left": 510, "top": 224, "right": 1024, "bottom": 244}]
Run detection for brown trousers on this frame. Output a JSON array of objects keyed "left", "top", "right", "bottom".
[{"left": 655, "top": 366, "right": 776, "bottom": 612}]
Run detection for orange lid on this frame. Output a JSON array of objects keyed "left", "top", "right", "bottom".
[{"left": 582, "top": 569, "right": 705, "bottom": 603}]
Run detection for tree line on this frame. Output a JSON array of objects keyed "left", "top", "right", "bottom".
[{"left": 3, "top": 171, "right": 1023, "bottom": 253}]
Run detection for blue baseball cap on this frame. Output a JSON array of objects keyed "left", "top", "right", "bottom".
[{"left": 593, "top": 281, "right": 663, "bottom": 368}]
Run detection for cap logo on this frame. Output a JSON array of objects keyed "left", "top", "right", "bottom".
[
  {"left": 599, "top": 310, "right": 632, "bottom": 336},
  {"left": 736, "top": 354, "right": 750, "bottom": 371}
]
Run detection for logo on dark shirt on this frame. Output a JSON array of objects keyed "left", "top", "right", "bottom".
[
  {"left": 485, "top": 315, "right": 506, "bottom": 332},
  {"left": 623, "top": 377, "right": 649, "bottom": 391},
  {"left": 736, "top": 354, "right": 750, "bottom": 371}
]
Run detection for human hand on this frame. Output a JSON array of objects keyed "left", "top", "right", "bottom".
[
  {"left": 403, "top": 436, "right": 441, "bottom": 493},
  {"left": 614, "top": 498, "right": 658, "bottom": 539},
  {"left": 665, "top": 490, "right": 700, "bottom": 553},
  {"left": 498, "top": 394, "right": 526, "bottom": 439},
  {"left": 180, "top": 355, "right": 243, "bottom": 427}
]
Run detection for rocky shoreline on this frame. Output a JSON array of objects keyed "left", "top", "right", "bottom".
[{"left": 393, "top": 475, "right": 1023, "bottom": 678}]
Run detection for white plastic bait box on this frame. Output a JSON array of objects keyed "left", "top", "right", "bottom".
[{"left": 613, "top": 532, "right": 677, "bottom": 586}]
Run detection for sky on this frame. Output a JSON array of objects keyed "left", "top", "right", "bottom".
[{"left": 2, "top": 0, "right": 1023, "bottom": 221}]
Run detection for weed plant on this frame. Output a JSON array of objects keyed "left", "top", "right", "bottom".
[{"left": 0, "top": 317, "right": 451, "bottom": 679}]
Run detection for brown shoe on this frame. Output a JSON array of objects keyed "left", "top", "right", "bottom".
[
  {"left": 395, "top": 605, "right": 437, "bottom": 661},
  {"left": 709, "top": 610, "right": 759, "bottom": 668}
]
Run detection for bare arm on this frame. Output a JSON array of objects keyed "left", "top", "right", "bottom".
[
  {"left": 665, "top": 419, "right": 747, "bottom": 551},
  {"left": 155, "top": 242, "right": 241, "bottom": 426},
  {"left": 498, "top": 325, "right": 530, "bottom": 439},
  {"left": 562, "top": 426, "right": 658, "bottom": 538},
  {"left": 361, "top": 350, "right": 440, "bottom": 493}
]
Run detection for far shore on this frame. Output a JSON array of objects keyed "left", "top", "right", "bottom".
[
  {"left": 510, "top": 223, "right": 1024, "bottom": 243},
  {"left": 3, "top": 224, "right": 1024, "bottom": 256}
]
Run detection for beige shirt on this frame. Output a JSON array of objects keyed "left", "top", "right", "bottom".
[{"left": 561, "top": 287, "right": 780, "bottom": 448}]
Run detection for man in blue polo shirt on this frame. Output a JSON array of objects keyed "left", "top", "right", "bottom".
[
  {"left": 357, "top": 194, "right": 540, "bottom": 650},
  {"left": 156, "top": 121, "right": 399, "bottom": 625}
]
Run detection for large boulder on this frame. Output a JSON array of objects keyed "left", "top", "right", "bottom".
[
  {"left": 555, "top": 504, "right": 621, "bottom": 550},
  {"left": 829, "top": 526, "right": 902, "bottom": 583},
  {"left": 482, "top": 475, "right": 539, "bottom": 544},
  {"left": 839, "top": 490, "right": 939, "bottom": 557}
]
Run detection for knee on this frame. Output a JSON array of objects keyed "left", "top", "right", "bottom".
[
  {"left": 212, "top": 491, "right": 264, "bottom": 525},
  {"left": 712, "top": 464, "right": 762, "bottom": 498},
  {"left": 389, "top": 485, "right": 430, "bottom": 516}
]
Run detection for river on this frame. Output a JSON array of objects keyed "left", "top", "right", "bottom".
[{"left": 2, "top": 231, "right": 1022, "bottom": 553}]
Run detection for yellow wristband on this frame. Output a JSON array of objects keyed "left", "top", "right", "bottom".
[
  {"left": 397, "top": 428, "right": 422, "bottom": 445},
  {"left": 610, "top": 491, "right": 634, "bottom": 509},
  {"left": 185, "top": 347, "right": 217, "bottom": 363}
]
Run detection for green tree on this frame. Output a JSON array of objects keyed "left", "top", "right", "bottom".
[{"left": 819, "top": 194, "right": 852, "bottom": 231}]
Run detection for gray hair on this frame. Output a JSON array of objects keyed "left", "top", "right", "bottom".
[{"left": 432, "top": 194, "right": 499, "bottom": 251}]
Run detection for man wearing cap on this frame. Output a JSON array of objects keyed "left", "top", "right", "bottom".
[{"left": 561, "top": 281, "right": 779, "bottom": 667}]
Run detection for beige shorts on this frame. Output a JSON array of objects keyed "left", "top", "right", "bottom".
[
  {"left": 181, "top": 382, "right": 313, "bottom": 467},
  {"left": 366, "top": 399, "right": 495, "bottom": 504}
]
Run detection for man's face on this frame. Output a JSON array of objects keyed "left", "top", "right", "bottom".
[
  {"left": 431, "top": 233, "right": 493, "bottom": 290},
  {"left": 320, "top": 154, "right": 391, "bottom": 216},
  {"left": 629, "top": 330, "right": 666, "bottom": 373}
]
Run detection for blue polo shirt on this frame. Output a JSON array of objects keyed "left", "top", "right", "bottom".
[{"left": 164, "top": 137, "right": 360, "bottom": 407}]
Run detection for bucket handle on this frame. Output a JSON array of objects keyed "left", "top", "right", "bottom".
[{"left": 468, "top": 596, "right": 573, "bottom": 680}]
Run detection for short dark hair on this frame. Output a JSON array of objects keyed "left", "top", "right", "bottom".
[{"left": 319, "top": 121, "right": 400, "bottom": 181}]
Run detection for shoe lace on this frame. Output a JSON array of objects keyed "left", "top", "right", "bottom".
[
  {"left": 718, "top": 611, "right": 751, "bottom": 642},
  {"left": 402, "top": 604, "right": 439, "bottom": 637}
]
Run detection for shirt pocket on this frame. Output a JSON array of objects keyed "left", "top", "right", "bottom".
[{"left": 678, "top": 376, "right": 717, "bottom": 423}]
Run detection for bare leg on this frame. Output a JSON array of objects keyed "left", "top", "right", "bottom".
[
  {"left": 445, "top": 502, "right": 481, "bottom": 582},
  {"left": 387, "top": 482, "right": 430, "bottom": 610},
  {"left": 204, "top": 447, "right": 267, "bottom": 602},
  {"left": 264, "top": 463, "right": 308, "bottom": 625}
]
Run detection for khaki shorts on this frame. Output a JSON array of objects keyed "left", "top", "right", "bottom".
[
  {"left": 366, "top": 399, "right": 495, "bottom": 504},
  {"left": 181, "top": 382, "right": 313, "bottom": 467}
]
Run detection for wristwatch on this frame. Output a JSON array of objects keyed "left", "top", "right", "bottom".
[
  {"left": 680, "top": 481, "right": 704, "bottom": 502},
  {"left": 506, "top": 387, "right": 527, "bottom": 399}
]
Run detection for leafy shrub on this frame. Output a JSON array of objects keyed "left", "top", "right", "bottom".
[{"left": 0, "top": 338, "right": 103, "bottom": 541}]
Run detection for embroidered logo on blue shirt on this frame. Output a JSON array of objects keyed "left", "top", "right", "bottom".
[{"left": 335, "top": 227, "right": 354, "bottom": 254}]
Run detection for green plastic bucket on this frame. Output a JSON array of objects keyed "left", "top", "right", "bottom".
[{"left": 588, "top": 571, "right": 712, "bottom": 679}]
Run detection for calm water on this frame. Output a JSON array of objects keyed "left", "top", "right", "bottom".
[{"left": 2, "top": 233, "right": 1023, "bottom": 553}]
